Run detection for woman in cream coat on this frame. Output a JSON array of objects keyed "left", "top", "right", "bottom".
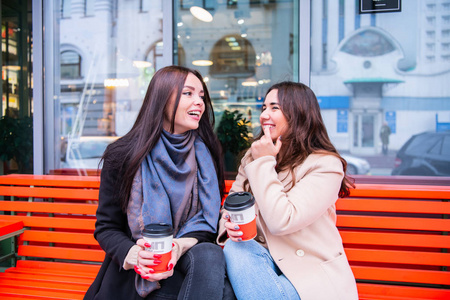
[{"left": 219, "top": 81, "right": 358, "bottom": 300}]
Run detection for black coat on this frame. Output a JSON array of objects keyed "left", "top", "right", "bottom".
[
  {"left": 84, "top": 166, "right": 142, "bottom": 299},
  {"left": 84, "top": 164, "right": 216, "bottom": 299}
]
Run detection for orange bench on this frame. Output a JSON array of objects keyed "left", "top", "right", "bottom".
[
  {"left": 0, "top": 174, "right": 449, "bottom": 299},
  {"left": 0, "top": 174, "right": 102, "bottom": 299}
]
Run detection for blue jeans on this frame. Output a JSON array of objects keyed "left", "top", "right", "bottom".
[
  {"left": 148, "top": 243, "right": 236, "bottom": 300},
  {"left": 223, "top": 240, "right": 301, "bottom": 300}
]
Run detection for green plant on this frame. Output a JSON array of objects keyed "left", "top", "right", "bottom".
[
  {"left": 0, "top": 115, "right": 33, "bottom": 173},
  {"left": 216, "top": 109, "right": 251, "bottom": 155}
]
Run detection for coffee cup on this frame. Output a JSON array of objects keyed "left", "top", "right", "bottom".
[
  {"left": 224, "top": 192, "right": 257, "bottom": 241},
  {"left": 142, "top": 223, "right": 174, "bottom": 273}
]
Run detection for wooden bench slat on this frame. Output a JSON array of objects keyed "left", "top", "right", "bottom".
[
  {"left": 20, "top": 230, "right": 98, "bottom": 245},
  {"left": 0, "top": 215, "right": 95, "bottom": 230},
  {"left": 0, "top": 174, "right": 100, "bottom": 188},
  {"left": 0, "top": 186, "right": 99, "bottom": 201},
  {"left": 0, "top": 286, "right": 84, "bottom": 299},
  {"left": 352, "top": 265, "right": 450, "bottom": 285},
  {"left": 0, "top": 268, "right": 95, "bottom": 284},
  {"left": 0, "top": 277, "right": 90, "bottom": 290},
  {"left": 350, "top": 184, "right": 450, "bottom": 199},
  {"left": 346, "top": 248, "right": 450, "bottom": 266},
  {"left": 341, "top": 231, "right": 450, "bottom": 248},
  {"left": 337, "top": 215, "right": 450, "bottom": 231},
  {"left": 18, "top": 245, "right": 105, "bottom": 262},
  {"left": 357, "top": 283, "right": 450, "bottom": 300},
  {"left": 0, "top": 201, "right": 97, "bottom": 215},
  {"left": 15, "top": 260, "right": 100, "bottom": 274},
  {"left": 337, "top": 198, "right": 450, "bottom": 214},
  {"left": 0, "top": 294, "right": 45, "bottom": 300},
  {"left": 6, "top": 268, "right": 97, "bottom": 280}
]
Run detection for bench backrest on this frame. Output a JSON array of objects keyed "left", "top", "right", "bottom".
[
  {"left": 0, "top": 174, "right": 103, "bottom": 264},
  {"left": 337, "top": 184, "right": 450, "bottom": 299}
]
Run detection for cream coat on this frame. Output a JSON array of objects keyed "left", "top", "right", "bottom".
[{"left": 218, "top": 152, "right": 358, "bottom": 300}]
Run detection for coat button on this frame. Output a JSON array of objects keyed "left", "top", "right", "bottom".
[{"left": 296, "top": 249, "right": 305, "bottom": 257}]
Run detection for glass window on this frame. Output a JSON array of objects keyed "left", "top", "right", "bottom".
[
  {"left": 310, "top": 0, "right": 450, "bottom": 178},
  {"left": 55, "top": 1, "right": 164, "bottom": 173},
  {"left": 85, "top": 0, "right": 95, "bottom": 16},
  {"left": 61, "top": 50, "right": 81, "bottom": 79},
  {"left": 0, "top": 0, "right": 33, "bottom": 175},
  {"left": 174, "top": 0, "right": 299, "bottom": 175}
]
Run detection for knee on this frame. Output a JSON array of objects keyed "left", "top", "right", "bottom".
[
  {"left": 189, "top": 243, "right": 225, "bottom": 267},
  {"left": 223, "top": 240, "right": 258, "bottom": 266}
]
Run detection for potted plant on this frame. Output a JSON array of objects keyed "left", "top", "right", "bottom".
[
  {"left": 216, "top": 109, "right": 251, "bottom": 173},
  {"left": 0, "top": 115, "right": 33, "bottom": 174}
]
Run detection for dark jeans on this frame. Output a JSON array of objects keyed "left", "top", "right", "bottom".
[{"left": 146, "top": 243, "right": 236, "bottom": 300}]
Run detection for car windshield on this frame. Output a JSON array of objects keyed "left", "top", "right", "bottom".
[
  {"left": 403, "top": 134, "right": 441, "bottom": 156},
  {"left": 69, "top": 141, "right": 110, "bottom": 159}
]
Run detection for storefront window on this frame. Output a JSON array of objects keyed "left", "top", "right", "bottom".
[
  {"left": 55, "top": 1, "right": 164, "bottom": 174},
  {"left": 174, "top": 0, "right": 299, "bottom": 174},
  {"left": 310, "top": 0, "right": 450, "bottom": 177}
]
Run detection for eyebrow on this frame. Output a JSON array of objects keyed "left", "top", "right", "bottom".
[
  {"left": 263, "top": 102, "right": 280, "bottom": 106},
  {"left": 184, "top": 85, "right": 204, "bottom": 93}
]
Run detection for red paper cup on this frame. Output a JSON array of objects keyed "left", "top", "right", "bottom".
[
  {"left": 224, "top": 192, "right": 257, "bottom": 241},
  {"left": 142, "top": 223, "right": 173, "bottom": 273}
]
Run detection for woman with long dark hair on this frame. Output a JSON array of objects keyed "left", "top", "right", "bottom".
[
  {"left": 219, "top": 81, "right": 358, "bottom": 300},
  {"left": 85, "top": 66, "right": 234, "bottom": 300}
]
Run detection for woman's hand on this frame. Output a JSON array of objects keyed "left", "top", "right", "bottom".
[
  {"left": 133, "top": 238, "right": 175, "bottom": 282},
  {"left": 222, "top": 212, "right": 244, "bottom": 242},
  {"left": 251, "top": 126, "right": 282, "bottom": 160}
]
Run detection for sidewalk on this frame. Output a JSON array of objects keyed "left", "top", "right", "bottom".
[{"left": 359, "top": 151, "right": 396, "bottom": 176}]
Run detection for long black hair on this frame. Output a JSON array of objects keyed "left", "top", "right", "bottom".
[{"left": 102, "top": 66, "right": 224, "bottom": 212}]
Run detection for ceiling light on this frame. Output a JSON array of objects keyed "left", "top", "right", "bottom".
[
  {"left": 192, "top": 59, "right": 213, "bottom": 66},
  {"left": 132, "top": 61, "right": 152, "bottom": 68},
  {"left": 190, "top": 6, "right": 213, "bottom": 22},
  {"left": 104, "top": 78, "right": 129, "bottom": 87}
]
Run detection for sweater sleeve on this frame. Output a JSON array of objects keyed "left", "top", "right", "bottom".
[
  {"left": 94, "top": 165, "right": 136, "bottom": 270},
  {"left": 244, "top": 154, "right": 344, "bottom": 236}
]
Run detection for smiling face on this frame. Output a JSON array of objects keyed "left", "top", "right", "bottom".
[
  {"left": 164, "top": 73, "right": 205, "bottom": 134},
  {"left": 260, "top": 89, "right": 288, "bottom": 141}
]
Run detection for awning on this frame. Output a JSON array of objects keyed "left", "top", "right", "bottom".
[{"left": 344, "top": 77, "right": 404, "bottom": 84}]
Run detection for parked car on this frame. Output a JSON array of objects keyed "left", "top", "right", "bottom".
[
  {"left": 61, "top": 136, "right": 119, "bottom": 169},
  {"left": 391, "top": 131, "right": 450, "bottom": 176},
  {"left": 342, "top": 154, "right": 371, "bottom": 175}
]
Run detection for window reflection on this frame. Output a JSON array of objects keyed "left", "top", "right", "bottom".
[
  {"left": 175, "top": 0, "right": 298, "bottom": 144},
  {"left": 341, "top": 30, "right": 395, "bottom": 57},
  {"left": 57, "top": 1, "right": 164, "bottom": 172},
  {"left": 311, "top": 0, "right": 450, "bottom": 177},
  {"left": 61, "top": 51, "right": 81, "bottom": 79}
]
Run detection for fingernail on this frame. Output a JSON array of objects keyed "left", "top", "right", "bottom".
[
  {"left": 154, "top": 260, "right": 162, "bottom": 264},
  {"left": 148, "top": 269, "right": 155, "bottom": 274},
  {"left": 238, "top": 238, "right": 242, "bottom": 242},
  {"left": 172, "top": 243, "right": 175, "bottom": 247},
  {"left": 234, "top": 225, "right": 240, "bottom": 230},
  {"left": 167, "top": 263, "right": 173, "bottom": 271},
  {"left": 134, "top": 266, "right": 141, "bottom": 274},
  {"left": 224, "top": 215, "right": 230, "bottom": 219},
  {"left": 153, "top": 254, "right": 162, "bottom": 258},
  {"left": 144, "top": 243, "right": 151, "bottom": 248}
]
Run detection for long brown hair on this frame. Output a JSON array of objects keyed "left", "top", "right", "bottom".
[
  {"left": 250, "top": 81, "right": 353, "bottom": 198},
  {"left": 102, "top": 66, "right": 224, "bottom": 212}
]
